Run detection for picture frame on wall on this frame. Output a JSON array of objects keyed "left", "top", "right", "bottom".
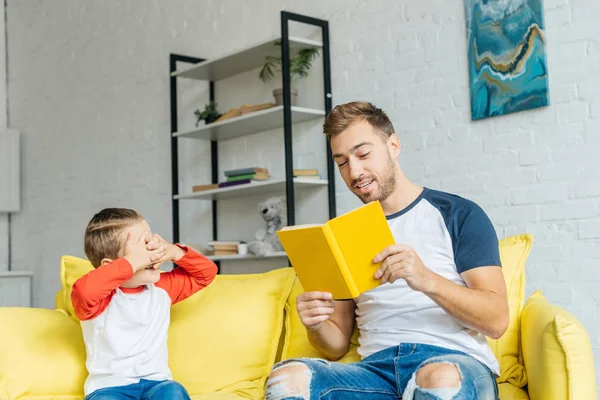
[{"left": 464, "top": 0, "right": 550, "bottom": 120}]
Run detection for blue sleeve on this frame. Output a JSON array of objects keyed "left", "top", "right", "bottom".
[{"left": 453, "top": 202, "right": 501, "bottom": 273}]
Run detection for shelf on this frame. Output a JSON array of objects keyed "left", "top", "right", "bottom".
[
  {"left": 205, "top": 251, "right": 288, "bottom": 262},
  {"left": 172, "top": 36, "right": 323, "bottom": 81},
  {"left": 0, "top": 271, "right": 33, "bottom": 278},
  {"left": 173, "top": 106, "right": 325, "bottom": 141},
  {"left": 175, "top": 178, "right": 328, "bottom": 201}
]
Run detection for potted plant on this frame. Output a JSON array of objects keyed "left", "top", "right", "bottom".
[
  {"left": 259, "top": 43, "right": 319, "bottom": 106},
  {"left": 194, "top": 101, "right": 221, "bottom": 126}
]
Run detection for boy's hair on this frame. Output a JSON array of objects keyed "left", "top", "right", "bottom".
[
  {"left": 84, "top": 208, "right": 144, "bottom": 268},
  {"left": 323, "top": 101, "right": 395, "bottom": 140}
]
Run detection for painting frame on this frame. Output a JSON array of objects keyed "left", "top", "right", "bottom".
[{"left": 464, "top": 0, "right": 550, "bottom": 120}]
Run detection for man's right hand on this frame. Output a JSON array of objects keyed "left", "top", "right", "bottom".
[{"left": 296, "top": 291, "right": 336, "bottom": 331}]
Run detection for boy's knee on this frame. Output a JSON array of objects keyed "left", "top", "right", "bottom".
[
  {"left": 150, "top": 381, "right": 189, "bottom": 400},
  {"left": 266, "top": 360, "right": 312, "bottom": 400}
]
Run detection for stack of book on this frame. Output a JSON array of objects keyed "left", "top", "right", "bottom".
[
  {"left": 222, "top": 167, "right": 270, "bottom": 187},
  {"left": 192, "top": 167, "right": 270, "bottom": 192},
  {"left": 293, "top": 169, "right": 320, "bottom": 180},
  {"left": 207, "top": 240, "right": 241, "bottom": 256}
]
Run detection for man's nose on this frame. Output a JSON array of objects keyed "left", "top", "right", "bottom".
[{"left": 348, "top": 159, "right": 363, "bottom": 180}]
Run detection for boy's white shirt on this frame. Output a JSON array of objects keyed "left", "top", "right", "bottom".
[{"left": 80, "top": 283, "right": 172, "bottom": 396}]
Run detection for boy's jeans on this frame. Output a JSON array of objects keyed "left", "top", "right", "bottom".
[
  {"left": 84, "top": 379, "right": 190, "bottom": 400},
  {"left": 267, "top": 343, "right": 498, "bottom": 400}
]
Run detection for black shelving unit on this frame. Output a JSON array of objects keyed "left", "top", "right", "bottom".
[{"left": 169, "top": 11, "right": 336, "bottom": 268}]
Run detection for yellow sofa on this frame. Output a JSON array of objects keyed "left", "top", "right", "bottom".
[{"left": 0, "top": 234, "right": 596, "bottom": 400}]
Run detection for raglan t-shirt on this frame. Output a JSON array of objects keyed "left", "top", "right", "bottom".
[
  {"left": 355, "top": 188, "right": 501, "bottom": 375},
  {"left": 71, "top": 246, "right": 218, "bottom": 396}
]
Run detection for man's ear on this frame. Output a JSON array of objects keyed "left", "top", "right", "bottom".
[
  {"left": 388, "top": 133, "right": 401, "bottom": 158},
  {"left": 100, "top": 258, "right": 114, "bottom": 267}
]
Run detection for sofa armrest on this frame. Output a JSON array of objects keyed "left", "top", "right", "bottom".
[
  {"left": 521, "top": 291, "right": 597, "bottom": 400},
  {"left": 0, "top": 307, "right": 87, "bottom": 399}
]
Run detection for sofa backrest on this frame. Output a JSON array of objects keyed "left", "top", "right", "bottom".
[{"left": 55, "top": 234, "right": 533, "bottom": 392}]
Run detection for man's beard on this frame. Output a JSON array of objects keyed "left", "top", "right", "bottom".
[{"left": 354, "top": 155, "right": 396, "bottom": 204}]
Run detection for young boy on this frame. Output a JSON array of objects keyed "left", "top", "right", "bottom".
[{"left": 71, "top": 208, "right": 218, "bottom": 400}]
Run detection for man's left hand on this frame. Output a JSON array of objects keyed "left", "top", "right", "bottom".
[{"left": 373, "top": 245, "right": 435, "bottom": 292}]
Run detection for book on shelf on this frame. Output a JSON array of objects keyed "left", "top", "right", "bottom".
[
  {"left": 293, "top": 169, "right": 319, "bottom": 176},
  {"left": 207, "top": 240, "right": 241, "bottom": 246},
  {"left": 218, "top": 179, "right": 252, "bottom": 188},
  {"left": 212, "top": 250, "right": 238, "bottom": 255},
  {"left": 205, "top": 240, "right": 242, "bottom": 256},
  {"left": 192, "top": 183, "right": 220, "bottom": 192},
  {"left": 215, "top": 103, "right": 276, "bottom": 122},
  {"left": 294, "top": 174, "right": 321, "bottom": 180},
  {"left": 191, "top": 168, "right": 269, "bottom": 192},
  {"left": 207, "top": 240, "right": 240, "bottom": 251},
  {"left": 224, "top": 167, "right": 269, "bottom": 177},
  {"left": 293, "top": 169, "right": 320, "bottom": 180},
  {"left": 192, "top": 180, "right": 251, "bottom": 191},
  {"left": 276, "top": 201, "right": 395, "bottom": 300},
  {"left": 226, "top": 172, "right": 270, "bottom": 182}
]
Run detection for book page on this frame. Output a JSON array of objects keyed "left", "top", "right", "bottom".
[
  {"left": 279, "top": 224, "right": 321, "bottom": 231},
  {"left": 328, "top": 201, "right": 396, "bottom": 296}
]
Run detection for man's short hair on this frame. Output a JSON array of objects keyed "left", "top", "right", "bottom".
[
  {"left": 323, "top": 101, "right": 395, "bottom": 139},
  {"left": 84, "top": 208, "right": 143, "bottom": 268}
]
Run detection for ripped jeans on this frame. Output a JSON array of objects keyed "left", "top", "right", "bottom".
[{"left": 266, "top": 343, "right": 498, "bottom": 400}]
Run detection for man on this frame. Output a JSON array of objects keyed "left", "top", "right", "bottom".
[{"left": 266, "top": 101, "right": 508, "bottom": 400}]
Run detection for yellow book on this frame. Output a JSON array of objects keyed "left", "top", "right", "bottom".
[{"left": 276, "top": 201, "right": 395, "bottom": 300}]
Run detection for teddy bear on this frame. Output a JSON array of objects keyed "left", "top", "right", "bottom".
[{"left": 247, "top": 196, "right": 287, "bottom": 256}]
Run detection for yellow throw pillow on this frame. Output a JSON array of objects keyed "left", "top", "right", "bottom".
[
  {"left": 521, "top": 290, "right": 597, "bottom": 400},
  {"left": 486, "top": 234, "right": 532, "bottom": 387},
  {"left": 281, "top": 277, "right": 360, "bottom": 363},
  {"left": 168, "top": 267, "right": 295, "bottom": 399},
  {"left": 60, "top": 255, "right": 94, "bottom": 322},
  {"left": 0, "top": 308, "right": 87, "bottom": 400}
]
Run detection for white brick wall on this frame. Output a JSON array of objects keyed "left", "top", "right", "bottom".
[{"left": 6, "top": 0, "right": 600, "bottom": 390}]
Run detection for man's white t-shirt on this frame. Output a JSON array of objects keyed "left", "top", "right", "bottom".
[{"left": 355, "top": 187, "right": 501, "bottom": 376}]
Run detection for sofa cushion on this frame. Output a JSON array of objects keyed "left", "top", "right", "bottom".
[
  {"left": 168, "top": 267, "right": 295, "bottom": 399},
  {"left": 498, "top": 383, "right": 529, "bottom": 400},
  {"left": 59, "top": 254, "right": 94, "bottom": 321},
  {"left": 281, "top": 277, "right": 360, "bottom": 363},
  {"left": 0, "top": 307, "right": 87, "bottom": 400},
  {"left": 521, "top": 290, "right": 597, "bottom": 400},
  {"left": 487, "top": 234, "right": 532, "bottom": 387}
]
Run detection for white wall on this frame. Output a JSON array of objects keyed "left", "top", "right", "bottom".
[{"left": 6, "top": 0, "right": 600, "bottom": 386}]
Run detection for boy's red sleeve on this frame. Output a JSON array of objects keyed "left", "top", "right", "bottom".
[
  {"left": 70, "top": 258, "right": 134, "bottom": 321},
  {"left": 156, "top": 245, "right": 218, "bottom": 304}
]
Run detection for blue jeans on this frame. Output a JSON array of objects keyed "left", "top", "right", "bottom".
[
  {"left": 84, "top": 379, "right": 190, "bottom": 400},
  {"left": 266, "top": 343, "right": 498, "bottom": 400}
]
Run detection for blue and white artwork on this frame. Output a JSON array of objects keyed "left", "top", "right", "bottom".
[{"left": 465, "top": 0, "right": 549, "bottom": 120}]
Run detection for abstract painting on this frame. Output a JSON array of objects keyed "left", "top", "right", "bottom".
[{"left": 465, "top": 0, "right": 549, "bottom": 120}]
